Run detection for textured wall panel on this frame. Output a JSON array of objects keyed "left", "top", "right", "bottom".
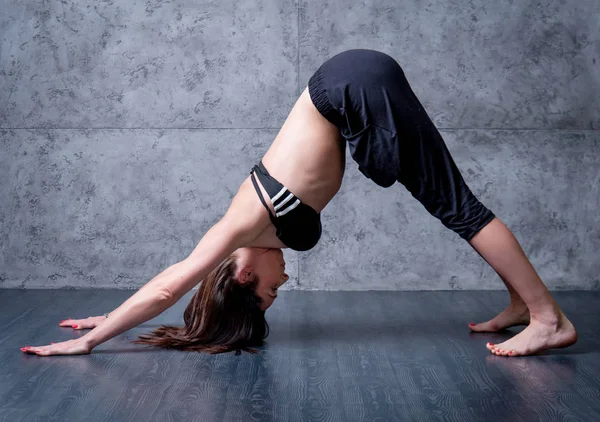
[
  {"left": 0, "top": 129, "right": 299, "bottom": 289},
  {"left": 298, "top": 130, "right": 600, "bottom": 290},
  {"left": 300, "top": 0, "right": 600, "bottom": 129},
  {"left": 0, "top": 0, "right": 298, "bottom": 128}
]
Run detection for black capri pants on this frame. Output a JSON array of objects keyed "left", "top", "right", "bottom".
[{"left": 308, "top": 49, "right": 495, "bottom": 241}]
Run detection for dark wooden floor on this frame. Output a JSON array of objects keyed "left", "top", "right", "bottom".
[{"left": 1, "top": 289, "right": 599, "bottom": 422}]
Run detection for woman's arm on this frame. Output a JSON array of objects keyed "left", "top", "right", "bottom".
[
  {"left": 24, "top": 260, "right": 192, "bottom": 355},
  {"left": 101, "top": 262, "right": 184, "bottom": 318},
  {"left": 21, "top": 177, "right": 270, "bottom": 356}
]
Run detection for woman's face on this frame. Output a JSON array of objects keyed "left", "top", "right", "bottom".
[{"left": 235, "top": 247, "right": 289, "bottom": 311}]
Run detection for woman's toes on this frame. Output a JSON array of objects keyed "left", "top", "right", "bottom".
[{"left": 470, "top": 322, "right": 491, "bottom": 332}]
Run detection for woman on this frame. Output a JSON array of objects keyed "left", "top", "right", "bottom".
[{"left": 20, "top": 49, "right": 577, "bottom": 357}]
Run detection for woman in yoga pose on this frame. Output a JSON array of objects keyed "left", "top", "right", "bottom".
[{"left": 21, "top": 49, "right": 577, "bottom": 357}]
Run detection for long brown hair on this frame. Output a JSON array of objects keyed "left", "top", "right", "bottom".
[{"left": 131, "top": 254, "right": 270, "bottom": 355}]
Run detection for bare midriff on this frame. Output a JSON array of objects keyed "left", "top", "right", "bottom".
[{"left": 259, "top": 86, "right": 345, "bottom": 213}]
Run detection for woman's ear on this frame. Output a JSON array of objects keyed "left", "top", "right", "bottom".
[{"left": 237, "top": 265, "right": 256, "bottom": 284}]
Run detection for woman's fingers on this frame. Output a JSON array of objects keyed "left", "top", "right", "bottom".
[
  {"left": 58, "top": 316, "right": 105, "bottom": 329},
  {"left": 20, "top": 339, "right": 91, "bottom": 356},
  {"left": 58, "top": 318, "right": 74, "bottom": 327}
]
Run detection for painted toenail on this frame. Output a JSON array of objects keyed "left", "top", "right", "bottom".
[
  {"left": 469, "top": 323, "right": 476, "bottom": 327},
  {"left": 488, "top": 343, "right": 494, "bottom": 346}
]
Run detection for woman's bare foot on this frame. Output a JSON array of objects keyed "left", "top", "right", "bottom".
[
  {"left": 485, "top": 310, "right": 577, "bottom": 356},
  {"left": 469, "top": 304, "right": 530, "bottom": 332}
]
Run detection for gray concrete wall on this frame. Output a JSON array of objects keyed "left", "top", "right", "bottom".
[{"left": 1, "top": 0, "right": 599, "bottom": 290}]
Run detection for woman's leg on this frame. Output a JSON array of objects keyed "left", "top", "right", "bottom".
[
  {"left": 392, "top": 94, "right": 577, "bottom": 355},
  {"left": 468, "top": 244, "right": 530, "bottom": 332},
  {"left": 468, "top": 217, "right": 577, "bottom": 356}
]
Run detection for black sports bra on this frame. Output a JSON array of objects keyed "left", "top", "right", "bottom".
[{"left": 250, "top": 161, "right": 322, "bottom": 251}]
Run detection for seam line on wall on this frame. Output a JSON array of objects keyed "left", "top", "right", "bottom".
[
  {"left": 0, "top": 127, "right": 282, "bottom": 130},
  {"left": 297, "top": 0, "right": 301, "bottom": 286},
  {"left": 297, "top": 0, "right": 300, "bottom": 98},
  {"left": 1, "top": 127, "right": 598, "bottom": 131}
]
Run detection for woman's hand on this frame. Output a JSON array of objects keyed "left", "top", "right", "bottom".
[
  {"left": 20, "top": 337, "right": 92, "bottom": 356},
  {"left": 58, "top": 315, "right": 107, "bottom": 330},
  {"left": 19, "top": 316, "right": 107, "bottom": 356}
]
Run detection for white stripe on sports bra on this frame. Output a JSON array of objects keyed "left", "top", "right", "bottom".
[
  {"left": 274, "top": 192, "right": 295, "bottom": 211},
  {"left": 276, "top": 199, "right": 301, "bottom": 217},
  {"left": 271, "top": 186, "right": 287, "bottom": 202}
]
